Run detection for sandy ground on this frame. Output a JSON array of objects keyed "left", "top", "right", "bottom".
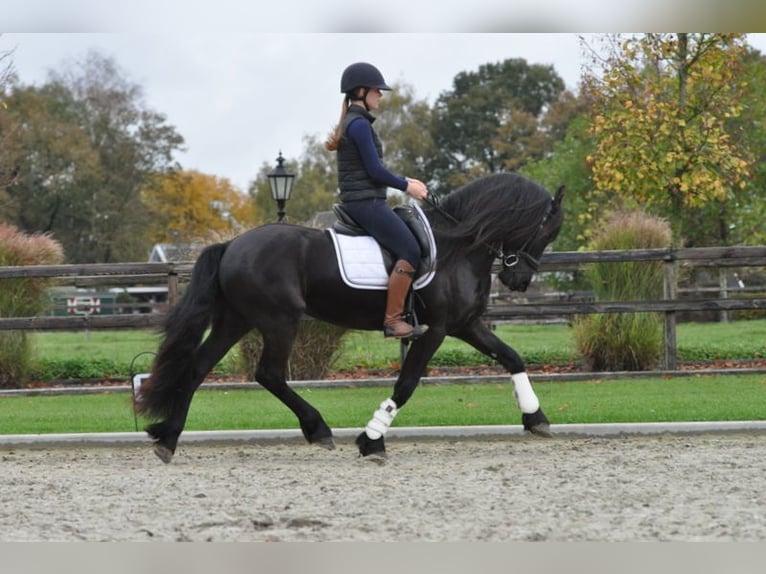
[{"left": 1, "top": 432, "right": 764, "bottom": 542}]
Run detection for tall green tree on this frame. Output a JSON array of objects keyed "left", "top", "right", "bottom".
[
  {"left": 429, "top": 58, "right": 570, "bottom": 192},
  {"left": 0, "top": 40, "right": 19, "bottom": 219},
  {"left": 520, "top": 112, "right": 594, "bottom": 252},
  {"left": 374, "top": 81, "right": 437, "bottom": 195},
  {"left": 3, "top": 50, "right": 184, "bottom": 262},
  {"left": 2, "top": 84, "right": 100, "bottom": 244},
  {"left": 723, "top": 44, "right": 766, "bottom": 245},
  {"left": 583, "top": 33, "right": 752, "bottom": 245}
]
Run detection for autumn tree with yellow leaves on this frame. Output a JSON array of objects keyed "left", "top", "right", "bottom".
[
  {"left": 142, "top": 170, "right": 259, "bottom": 244},
  {"left": 583, "top": 33, "right": 753, "bottom": 245}
]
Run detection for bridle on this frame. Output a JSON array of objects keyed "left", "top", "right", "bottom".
[
  {"left": 423, "top": 195, "right": 552, "bottom": 272},
  {"left": 499, "top": 201, "right": 553, "bottom": 272}
]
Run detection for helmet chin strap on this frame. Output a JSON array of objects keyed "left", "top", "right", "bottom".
[{"left": 348, "top": 88, "right": 371, "bottom": 111}]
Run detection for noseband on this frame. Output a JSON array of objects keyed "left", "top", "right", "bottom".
[
  {"left": 424, "top": 196, "right": 552, "bottom": 272},
  {"left": 499, "top": 202, "right": 553, "bottom": 272}
]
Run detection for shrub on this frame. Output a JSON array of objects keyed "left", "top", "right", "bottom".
[
  {"left": 238, "top": 319, "right": 347, "bottom": 381},
  {"left": 0, "top": 224, "right": 64, "bottom": 388},
  {"left": 573, "top": 210, "right": 671, "bottom": 371},
  {"left": 32, "top": 357, "right": 124, "bottom": 380}
]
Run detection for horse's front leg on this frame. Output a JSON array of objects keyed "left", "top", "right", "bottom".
[
  {"left": 455, "top": 320, "right": 552, "bottom": 437},
  {"left": 356, "top": 329, "right": 445, "bottom": 461}
]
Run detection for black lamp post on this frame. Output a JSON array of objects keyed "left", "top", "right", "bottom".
[{"left": 267, "top": 151, "right": 295, "bottom": 223}]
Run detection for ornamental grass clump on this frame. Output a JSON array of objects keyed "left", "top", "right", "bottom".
[
  {"left": 0, "top": 224, "right": 64, "bottom": 388},
  {"left": 573, "top": 210, "right": 672, "bottom": 371},
  {"left": 238, "top": 320, "right": 347, "bottom": 381}
]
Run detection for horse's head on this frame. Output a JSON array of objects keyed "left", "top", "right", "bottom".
[{"left": 498, "top": 186, "right": 565, "bottom": 292}]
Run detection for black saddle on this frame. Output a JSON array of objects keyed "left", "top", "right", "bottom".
[{"left": 331, "top": 203, "right": 435, "bottom": 278}]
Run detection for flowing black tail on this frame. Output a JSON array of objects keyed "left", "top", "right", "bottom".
[{"left": 136, "top": 242, "right": 229, "bottom": 420}]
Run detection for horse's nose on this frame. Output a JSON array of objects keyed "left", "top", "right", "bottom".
[{"left": 513, "top": 278, "right": 531, "bottom": 292}]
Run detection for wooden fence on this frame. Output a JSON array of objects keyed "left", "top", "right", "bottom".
[{"left": 1, "top": 246, "right": 765, "bottom": 370}]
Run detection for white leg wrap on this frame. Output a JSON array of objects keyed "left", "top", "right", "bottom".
[
  {"left": 511, "top": 372, "right": 540, "bottom": 414},
  {"left": 364, "top": 398, "right": 398, "bottom": 440}
]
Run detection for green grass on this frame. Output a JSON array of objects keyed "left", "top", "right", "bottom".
[
  {"left": 27, "top": 319, "right": 765, "bottom": 379},
  {"left": 336, "top": 323, "right": 577, "bottom": 370},
  {"left": 1, "top": 375, "right": 764, "bottom": 435},
  {"left": 311, "top": 319, "right": 766, "bottom": 372}
]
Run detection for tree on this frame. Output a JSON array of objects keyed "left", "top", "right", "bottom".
[
  {"left": 142, "top": 170, "right": 259, "bottom": 243},
  {"left": 722, "top": 44, "right": 766, "bottom": 245},
  {"left": 520, "top": 112, "right": 595, "bottom": 252},
  {"left": 0, "top": 39, "right": 18, "bottom": 218},
  {"left": 1, "top": 84, "right": 101, "bottom": 247},
  {"left": 373, "top": 81, "right": 437, "bottom": 195},
  {"left": 429, "top": 58, "right": 570, "bottom": 192},
  {"left": 3, "top": 50, "right": 184, "bottom": 262},
  {"left": 583, "top": 34, "right": 752, "bottom": 245}
]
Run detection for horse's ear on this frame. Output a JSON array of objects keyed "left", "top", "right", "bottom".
[{"left": 553, "top": 186, "right": 565, "bottom": 211}]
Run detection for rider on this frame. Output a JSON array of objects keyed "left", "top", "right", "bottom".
[{"left": 325, "top": 62, "right": 429, "bottom": 339}]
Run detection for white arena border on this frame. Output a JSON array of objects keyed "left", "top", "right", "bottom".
[{"left": 1, "top": 421, "right": 765, "bottom": 448}]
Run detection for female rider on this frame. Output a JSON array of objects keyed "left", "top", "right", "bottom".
[{"left": 325, "top": 62, "right": 429, "bottom": 339}]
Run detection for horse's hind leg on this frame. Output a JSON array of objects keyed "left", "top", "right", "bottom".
[
  {"left": 147, "top": 310, "right": 250, "bottom": 462},
  {"left": 256, "top": 324, "right": 335, "bottom": 449}
]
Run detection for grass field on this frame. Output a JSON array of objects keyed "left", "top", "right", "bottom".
[
  {"left": 3, "top": 319, "right": 762, "bottom": 435},
  {"left": 0, "top": 374, "right": 764, "bottom": 435},
  {"left": 27, "top": 318, "right": 766, "bottom": 378}
]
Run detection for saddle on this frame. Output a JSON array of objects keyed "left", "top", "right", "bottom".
[{"left": 326, "top": 203, "right": 437, "bottom": 291}]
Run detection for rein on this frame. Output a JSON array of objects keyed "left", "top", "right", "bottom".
[{"left": 422, "top": 195, "right": 551, "bottom": 272}]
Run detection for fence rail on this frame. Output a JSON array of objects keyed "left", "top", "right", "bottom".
[{"left": 2, "top": 246, "right": 765, "bottom": 370}]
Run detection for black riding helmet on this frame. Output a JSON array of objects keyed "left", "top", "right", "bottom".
[{"left": 340, "top": 62, "right": 391, "bottom": 94}]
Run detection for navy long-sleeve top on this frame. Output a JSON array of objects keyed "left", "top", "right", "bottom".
[{"left": 346, "top": 116, "right": 408, "bottom": 192}]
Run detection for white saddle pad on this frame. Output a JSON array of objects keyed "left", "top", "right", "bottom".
[{"left": 327, "top": 230, "right": 436, "bottom": 291}]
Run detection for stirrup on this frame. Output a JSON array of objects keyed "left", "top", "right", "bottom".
[{"left": 383, "top": 322, "right": 429, "bottom": 340}]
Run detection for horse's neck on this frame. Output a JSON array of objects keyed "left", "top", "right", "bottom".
[{"left": 441, "top": 241, "right": 496, "bottom": 278}]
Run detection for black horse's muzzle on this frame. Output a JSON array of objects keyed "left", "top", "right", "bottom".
[{"left": 498, "top": 251, "right": 540, "bottom": 292}]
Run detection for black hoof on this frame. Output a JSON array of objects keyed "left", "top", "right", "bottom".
[
  {"left": 303, "top": 423, "right": 334, "bottom": 449},
  {"left": 314, "top": 436, "right": 336, "bottom": 450},
  {"left": 522, "top": 409, "right": 553, "bottom": 438},
  {"left": 355, "top": 431, "right": 386, "bottom": 458},
  {"left": 145, "top": 421, "right": 180, "bottom": 461},
  {"left": 153, "top": 443, "right": 174, "bottom": 464}
]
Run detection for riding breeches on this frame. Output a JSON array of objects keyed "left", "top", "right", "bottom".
[{"left": 340, "top": 198, "right": 421, "bottom": 269}]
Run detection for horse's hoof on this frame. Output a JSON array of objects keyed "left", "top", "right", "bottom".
[
  {"left": 355, "top": 432, "right": 386, "bottom": 458},
  {"left": 529, "top": 423, "right": 553, "bottom": 438},
  {"left": 315, "top": 436, "right": 336, "bottom": 450},
  {"left": 153, "top": 443, "right": 174, "bottom": 464},
  {"left": 522, "top": 409, "right": 553, "bottom": 438}
]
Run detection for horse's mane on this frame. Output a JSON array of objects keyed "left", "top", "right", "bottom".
[{"left": 429, "top": 172, "right": 554, "bottom": 260}]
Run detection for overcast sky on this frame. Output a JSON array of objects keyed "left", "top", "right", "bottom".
[{"left": 4, "top": 24, "right": 766, "bottom": 192}]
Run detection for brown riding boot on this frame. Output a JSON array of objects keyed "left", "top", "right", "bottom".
[{"left": 383, "top": 260, "right": 429, "bottom": 339}]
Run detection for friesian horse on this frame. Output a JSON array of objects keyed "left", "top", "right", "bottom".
[{"left": 136, "top": 172, "right": 565, "bottom": 462}]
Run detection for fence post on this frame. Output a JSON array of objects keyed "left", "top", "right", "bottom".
[
  {"left": 167, "top": 264, "right": 179, "bottom": 307},
  {"left": 719, "top": 267, "right": 730, "bottom": 323},
  {"left": 663, "top": 254, "right": 678, "bottom": 370}
]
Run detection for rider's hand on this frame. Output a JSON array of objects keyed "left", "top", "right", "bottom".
[{"left": 406, "top": 178, "right": 428, "bottom": 200}]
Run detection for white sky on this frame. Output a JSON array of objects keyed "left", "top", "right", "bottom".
[{"left": 3, "top": 4, "right": 766, "bottom": 192}]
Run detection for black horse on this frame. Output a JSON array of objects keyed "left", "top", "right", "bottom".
[{"left": 137, "top": 172, "right": 564, "bottom": 463}]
